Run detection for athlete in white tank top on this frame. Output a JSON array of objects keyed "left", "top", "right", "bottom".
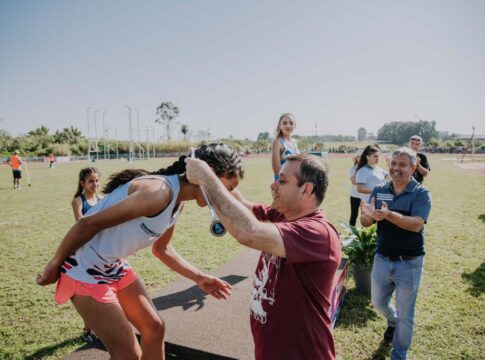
[
  {"left": 37, "top": 144, "right": 244, "bottom": 358},
  {"left": 62, "top": 175, "right": 182, "bottom": 284}
]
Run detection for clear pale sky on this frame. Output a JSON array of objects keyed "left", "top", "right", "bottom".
[{"left": 1, "top": 0, "right": 484, "bottom": 140}]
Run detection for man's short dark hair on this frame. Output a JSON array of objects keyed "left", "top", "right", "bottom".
[{"left": 285, "top": 154, "right": 329, "bottom": 205}]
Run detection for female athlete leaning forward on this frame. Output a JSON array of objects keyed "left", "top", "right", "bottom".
[{"left": 37, "top": 143, "right": 244, "bottom": 359}]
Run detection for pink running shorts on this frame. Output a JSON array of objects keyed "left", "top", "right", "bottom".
[{"left": 54, "top": 268, "right": 138, "bottom": 304}]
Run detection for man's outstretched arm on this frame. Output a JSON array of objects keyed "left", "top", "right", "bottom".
[{"left": 185, "top": 158, "right": 286, "bottom": 258}]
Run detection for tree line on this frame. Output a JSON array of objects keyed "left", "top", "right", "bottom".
[{"left": 1, "top": 118, "right": 479, "bottom": 157}]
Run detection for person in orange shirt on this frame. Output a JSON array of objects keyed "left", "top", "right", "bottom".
[
  {"left": 7, "top": 150, "right": 23, "bottom": 189},
  {"left": 48, "top": 153, "right": 56, "bottom": 169}
]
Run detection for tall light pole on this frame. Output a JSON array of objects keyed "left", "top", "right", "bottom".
[
  {"left": 126, "top": 106, "right": 133, "bottom": 161},
  {"left": 144, "top": 126, "right": 150, "bottom": 159},
  {"left": 151, "top": 127, "right": 155, "bottom": 158},
  {"left": 102, "top": 110, "right": 108, "bottom": 159},
  {"left": 115, "top": 129, "right": 119, "bottom": 159},
  {"left": 93, "top": 110, "right": 99, "bottom": 140},
  {"left": 134, "top": 108, "right": 140, "bottom": 142},
  {"left": 102, "top": 111, "right": 107, "bottom": 137},
  {"left": 93, "top": 110, "right": 100, "bottom": 160},
  {"left": 86, "top": 107, "right": 91, "bottom": 139}
]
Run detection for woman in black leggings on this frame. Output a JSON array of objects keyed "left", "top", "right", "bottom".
[{"left": 349, "top": 150, "right": 362, "bottom": 226}]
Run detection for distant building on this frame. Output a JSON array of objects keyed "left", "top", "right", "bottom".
[
  {"left": 458, "top": 134, "right": 485, "bottom": 142},
  {"left": 357, "top": 127, "right": 367, "bottom": 141},
  {"left": 439, "top": 131, "right": 449, "bottom": 140},
  {"left": 367, "top": 132, "right": 376, "bottom": 141}
]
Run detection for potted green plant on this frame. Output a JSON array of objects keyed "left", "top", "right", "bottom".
[{"left": 340, "top": 222, "right": 377, "bottom": 295}]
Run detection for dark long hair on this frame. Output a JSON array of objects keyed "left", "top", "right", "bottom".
[
  {"left": 356, "top": 144, "right": 380, "bottom": 172},
  {"left": 103, "top": 143, "right": 244, "bottom": 194},
  {"left": 74, "top": 167, "right": 100, "bottom": 198}
]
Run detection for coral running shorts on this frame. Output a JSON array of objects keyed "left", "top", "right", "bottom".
[{"left": 54, "top": 268, "right": 138, "bottom": 304}]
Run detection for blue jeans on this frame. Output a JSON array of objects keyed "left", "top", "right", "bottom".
[{"left": 371, "top": 253, "right": 424, "bottom": 360}]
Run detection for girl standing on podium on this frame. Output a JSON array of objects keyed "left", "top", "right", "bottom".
[
  {"left": 271, "top": 113, "right": 300, "bottom": 180},
  {"left": 37, "top": 144, "right": 244, "bottom": 359}
]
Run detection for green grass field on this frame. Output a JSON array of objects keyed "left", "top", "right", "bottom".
[{"left": 0, "top": 155, "right": 483, "bottom": 359}]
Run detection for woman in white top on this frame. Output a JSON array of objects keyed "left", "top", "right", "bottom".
[
  {"left": 349, "top": 149, "right": 363, "bottom": 226},
  {"left": 355, "top": 144, "right": 388, "bottom": 202},
  {"left": 271, "top": 113, "right": 300, "bottom": 180},
  {"left": 37, "top": 143, "right": 244, "bottom": 359}
]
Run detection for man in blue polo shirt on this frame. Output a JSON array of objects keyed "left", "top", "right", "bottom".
[{"left": 360, "top": 147, "right": 432, "bottom": 360}]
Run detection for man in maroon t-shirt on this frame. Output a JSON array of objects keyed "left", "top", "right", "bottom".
[{"left": 186, "top": 153, "right": 341, "bottom": 360}]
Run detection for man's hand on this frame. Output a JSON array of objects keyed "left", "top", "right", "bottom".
[
  {"left": 185, "top": 157, "right": 214, "bottom": 187},
  {"left": 361, "top": 197, "right": 376, "bottom": 218},
  {"left": 374, "top": 201, "right": 390, "bottom": 221},
  {"left": 196, "top": 274, "right": 232, "bottom": 300}
]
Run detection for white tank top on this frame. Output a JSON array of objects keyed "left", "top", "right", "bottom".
[{"left": 61, "top": 175, "right": 182, "bottom": 284}]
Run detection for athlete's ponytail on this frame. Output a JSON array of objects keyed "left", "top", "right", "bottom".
[
  {"left": 157, "top": 155, "right": 187, "bottom": 176},
  {"left": 102, "top": 169, "right": 149, "bottom": 194}
]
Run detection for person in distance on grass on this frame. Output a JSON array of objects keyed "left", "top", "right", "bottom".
[
  {"left": 408, "top": 135, "right": 430, "bottom": 184},
  {"left": 185, "top": 153, "right": 341, "bottom": 360},
  {"left": 7, "top": 150, "right": 23, "bottom": 189},
  {"left": 360, "top": 147, "right": 432, "bottom": 360},
  {"left": 37, "top": 143, "right": 243, "bottom": 359},
  {"left": 48, "top": 153, "right": 56, "bottom": 169},
  {"left": 71, "top": 167, "right": 102, "bottom": 343},
  {"left": 271, "top": 113, "right": 300, "bottom": 181}
]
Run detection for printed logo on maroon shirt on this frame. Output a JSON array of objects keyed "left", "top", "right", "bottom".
[{"left": 250, "top": 252, "right": 281, "bottom": 324}]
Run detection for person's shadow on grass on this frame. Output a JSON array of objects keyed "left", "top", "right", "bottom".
[
  {"left": 370, "top": 340, "right": 392, "bottom": 360},
  {"left": 335, "top": 288, "right": 379, "bottom": 328},
  {"left": 462, "top": 262, "right": 484, "bottom": 297},
  {"left": 24, "top": 336, "right": 94, "bottom": 359},
  {"left": 152, "top": 274, "right": 247, "bottom": 312}
]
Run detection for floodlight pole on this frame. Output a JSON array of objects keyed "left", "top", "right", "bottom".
[
  {"left": 102, "top": 111, "right": 107, "bottom": 159},
  {"left": 126, "top": 106, "right": 133, "bottom": 162},
  {"left": 86, "top": 107, "right": 91, "bottom": 159},
  {"left": 93, "top": 110, "right": 99, "bottom": 140},
  {"left": 93, "top": 110, "right": 99, "bottom": 159},
  {"left": 151, "top": 127, "right": 155, "bottom": 158},
  {"left": 115, "top": 129, "right": 119, "bottom": 159},
  {"left": 134, "top": 108, "right": 140, "bottom": 142},
  {"left": 86, "top": 107, "right": 91, "bottom": 139},
  {"left": 145, "top": 127, "right": 150, "bottom": 159}
]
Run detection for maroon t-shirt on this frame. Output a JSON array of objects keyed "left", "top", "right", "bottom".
[{"left": 250, "top": 204, "right": 341, "bottom": 360}]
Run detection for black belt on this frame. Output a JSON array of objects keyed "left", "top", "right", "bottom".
[{"left": 381, "top": 255, "right": 418, "bottom": 262}]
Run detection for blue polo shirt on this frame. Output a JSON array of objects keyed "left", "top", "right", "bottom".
[{"left": 369, "top": 178, "right": 432, "bottom": 257}]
